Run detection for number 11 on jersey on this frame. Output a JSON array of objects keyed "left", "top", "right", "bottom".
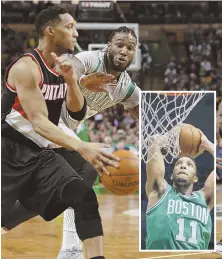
[{"left": 176, "top": 218, "right": 198, "bottom": 245}]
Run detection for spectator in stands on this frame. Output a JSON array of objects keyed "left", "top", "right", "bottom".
[
  {"left": 202, "top": 40, "right": 211, "bottom": 58},
  {"left": 184, "top": 24, "right": 195, "bottom": 56},
  {"left": 177, "top": 69, "right": 189, "bottom": 90},
  {"left": 216, "top": 25, "right": 222, "bottom": 62},
  {"left": 164, "top": 61, "right": 178, "bottom": 90},
  {"left": 24, "top": 30, "right": 37, "bottom": 52},
  {"left": 189, "top": 40, "right": 202, "bottom": 62},
  {"left": 200, "top": 56, "right": 212, "bottom": 76},
  {"left": 115, "top": 136, "right": 128, "bottom": 151},
  {"left": 103, "top": 136, "right": 115, "bottom": 153},
  {"left": 140, "top": 43, "right": 152, "bottom": 72},
  {"left": 81, "top": 106, "right": 138, "bottom": 152},
  {"left": 207, "top": 26, "right": 218, "bottom": 67}
]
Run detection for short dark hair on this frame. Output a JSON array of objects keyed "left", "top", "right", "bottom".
[
  {"left": 173, "top": 155, "right": 197, "bottom": 173},
  {"left": 35, "top": 5, "right": 68, "bottom": 37},
  {"left": 108, "top": 26, "right": 137, "bottom": 42}
]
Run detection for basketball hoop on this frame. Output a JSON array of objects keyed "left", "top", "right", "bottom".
[{"left": 141, "top": 92, "right": 206, "bottom": 164}]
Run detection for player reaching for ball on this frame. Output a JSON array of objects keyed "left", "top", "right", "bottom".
[
  {"left": 145, "top": 128, "right": 214, "bottom": 250},
  {"left": 100, "top": 150, "right": 139, "bottom": 195},
  {"left": 2, "top": 24, "right": 139, "bottom": 259}
]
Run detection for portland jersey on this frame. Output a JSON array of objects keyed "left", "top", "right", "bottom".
[
  {"left": 146, "top": 185, "right": 212, "bottom": 250},
  {"left": 61, "top": 49, "right": 140, "bottom": 130},
  {"left": 1, "top": 48, "right": 67, "bottom": 147}
]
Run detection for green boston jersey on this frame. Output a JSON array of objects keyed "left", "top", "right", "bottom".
[{"left": 146, "top": 185, "right": 212, "bottom": 250}]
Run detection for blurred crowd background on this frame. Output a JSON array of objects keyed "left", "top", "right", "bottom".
[
  {"left": 2, "top": 0, "right": 222, "bottom": 151},
  {"left": 76, "top": 105, "right": 139, "bottom": 154}
]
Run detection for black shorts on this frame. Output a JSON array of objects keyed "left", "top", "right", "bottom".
[
  {"left": 2, "top": 137, "right": 97, "bottom": 221},
  {"left": 54, "top": 148, "right": 97, "bottom": 188}
]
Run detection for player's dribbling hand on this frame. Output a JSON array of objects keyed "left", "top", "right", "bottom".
[
  {"left": 77, "top": 142, "right": 120, "bottom": 176},
  {"left": 51, "top": 52, "right": 77, "bottom": 84},
  {"left": 79, "top": 72, "right": 117, "bottom": 92}
]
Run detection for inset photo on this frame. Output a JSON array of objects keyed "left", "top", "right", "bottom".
[{"left": 140, "top": 91, "right": 216, "bottom": 251}]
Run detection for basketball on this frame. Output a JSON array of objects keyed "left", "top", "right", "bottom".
[
  {"left": 100, "top": 150, "right": 139, "bottom": 195},
  {"left": 179, "top": 123, "right": 201, "bottom": 157}
]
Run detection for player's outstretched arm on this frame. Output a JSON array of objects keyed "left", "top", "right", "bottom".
[
  {"left": 51, "top": 52, "right": 84, "bottom": 114},
  {"left": 10, "top": 57, "right": 120, "bottom": 173},
  {"left": 197, "top": 131, "right": 215, "bottom": 210},
  {"left": 196, "top": 130, "right": 214, "bottom": 157},
  {"left": 71, "top": 53, "right": 117, "bottom": 92},
  {"left": 146, "top": 135, "right": 168, "bottom": 197},
  {"left": 202, "top": 170, "right": 214, "bottom": 211},
  {"left": 79, "top": 72, "right": 117, "bottom": 92}
]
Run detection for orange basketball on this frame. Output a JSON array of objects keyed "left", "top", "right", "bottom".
[
  {"left": 179, "top": 123, "right": 201, "bottom": 157},
  {"left": 100, "top": 150, "right": 139, "bottom": 195}
]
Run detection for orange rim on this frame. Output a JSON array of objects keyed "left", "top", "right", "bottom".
[{"left": 159, "top": 92, "right": 194, "bottom": 96}]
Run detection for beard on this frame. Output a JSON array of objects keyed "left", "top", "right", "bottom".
[
  {"left": 108, "top": 52, "right": 130, "bottom": 72},
  {"left": 173, "top": 177, "right": 193, "bottom": 190},
  {"left": 175, "top": 178, "right": 189, "bottom": 186}
]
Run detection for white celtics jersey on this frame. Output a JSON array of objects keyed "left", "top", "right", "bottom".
[{"left": 61, "top": 49, "right": 140, "bottom": 130}]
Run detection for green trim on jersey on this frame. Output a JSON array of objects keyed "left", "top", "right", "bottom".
[
  {"left": 147, "top": 184, "right": 171, "bottom": 214},
  {"left": 91, "top": 59, "right": 102, "bottom": 73},
  {"left": 122, "top": 82, "right": 136, "bottom": 102}
]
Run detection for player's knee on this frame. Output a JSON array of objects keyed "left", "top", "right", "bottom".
[
  {"left": 61, "top": 179, "right": 91, "bottom": 207},
  {"left": 74, "top": 190, "right": 103, "bottom": 241},
  {"left": 76, "top": 190, "right": 99, "bottom": 220}
]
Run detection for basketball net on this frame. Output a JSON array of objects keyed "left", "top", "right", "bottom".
[{"left": 141, "top": 92, "right": 206, "bottom": 164}]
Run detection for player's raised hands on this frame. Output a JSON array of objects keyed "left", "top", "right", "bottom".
[
  {"left": 195, "top": 129, "right": 214, "bottom": 157},
  {"left": 51, "top": 52, "right": 77, "bottom": 84},
  {"left": 79, "top": 72, "right": 117, "bottom": 92}
]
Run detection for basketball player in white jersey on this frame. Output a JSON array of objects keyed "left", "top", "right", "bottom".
[
  {"left": 57, "top": 26, "right": 139, "bottom": 259},
  {"left": 2, "top": 26, "right": 140, "bottom": 259}
]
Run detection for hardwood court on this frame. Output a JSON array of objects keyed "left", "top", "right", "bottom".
[{"left": 2, "top": 185, "right": 222, "bottom": 259}]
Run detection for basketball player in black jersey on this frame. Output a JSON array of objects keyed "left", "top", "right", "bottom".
[{"left": 2, "top": 6, "right": 119, "bottom": 259}]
